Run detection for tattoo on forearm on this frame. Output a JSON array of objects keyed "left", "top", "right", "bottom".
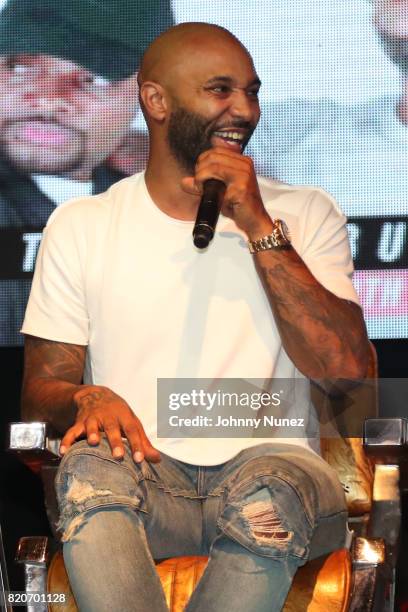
[{"left": 255, "top": 248, "right": 369, "bottom": 378}]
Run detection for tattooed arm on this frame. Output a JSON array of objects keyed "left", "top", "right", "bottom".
[
  {"left": 21, "top": 335, "right": 85, "bottom": 432},
  {"left": 21, "top": 335, "right": 160, "bottom": 462},
  {"left": 251, "top": 240, "right": 370, "bottom": 381}
]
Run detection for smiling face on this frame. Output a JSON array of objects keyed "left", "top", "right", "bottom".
[
  {"left": 164, "top": 35, "right": 261, "bottom": 173},
  {"left": 139, "top": 25, "right": 261, "bottom": 175},
  {"left": 0, "top": 53, "right": 139, "bottom": 179}
]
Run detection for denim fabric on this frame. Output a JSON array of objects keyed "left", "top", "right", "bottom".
[{"left": 55, "top": 439, "right": 347, "bottom": 612}]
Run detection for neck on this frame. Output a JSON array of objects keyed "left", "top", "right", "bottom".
[{"left": 144, "top": 140, "right": 200, "bottom": 221}]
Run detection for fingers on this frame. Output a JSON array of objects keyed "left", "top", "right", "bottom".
[
  {"left": 137, "top": 426, "right": 161, "bottom": 463},
  {"left": 103, "top": 419, "right": 126, "bottom": 459},
  {"left": 181, "top": 148, "right": 253, "bottom": 195},
  {"left": 199, "top": 146, "right": 247, "bottom": 163},
  {"left": 60, "top": 417, "right": 125, "bottom": 459},
  {"left": 197, "top": 148, "right": 253, "bottom": 176},
  {"left": 60, "top": 417, "right": 161, "bottom": 463},
  {"left": 195, "top": 155, "right": 252, "bottom": 190},
  {"left": 85, "top": 416, "right": 101, "bottom": 445},
  {"left": 122, "top": 421, "right": 144, "bottom": 462},
  {"left": 180, "top": 176, "right": 202, "bottom": 195},
  {"left": 122, "top": 420, "right": 161, "bottom": 464},
  {"left": 60, "top": 422, "right": 86, "bottom": 454},
  {"left": 62, "top": 385, "right": 161, "bottom": 464}
]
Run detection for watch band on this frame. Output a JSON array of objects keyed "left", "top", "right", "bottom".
[{"left": 248, "top": 219, "right": 291, "bottom": 253}]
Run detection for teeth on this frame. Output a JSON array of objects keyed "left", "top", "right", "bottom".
[{"left": 214, "top": 131, "right": 244, "bottom": 141}]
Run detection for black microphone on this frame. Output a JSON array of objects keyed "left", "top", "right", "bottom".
[{"left": 193, "top": 179, "right": 226, "bottom": 249}]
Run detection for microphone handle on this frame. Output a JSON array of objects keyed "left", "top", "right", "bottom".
[{"left": 193, "top": 179, "right": 226, "bottom": 249}]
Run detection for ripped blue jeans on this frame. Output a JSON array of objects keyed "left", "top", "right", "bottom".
[{"left": 55, "top": 440, "right": 347, "bottom": 612}]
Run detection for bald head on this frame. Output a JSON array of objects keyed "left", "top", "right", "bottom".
[
  {"left": 138, "top": 23, "right": 252, "bottom": 88},
  {"left": 139, "top": 22, "right": 260, "bottom": 174}
]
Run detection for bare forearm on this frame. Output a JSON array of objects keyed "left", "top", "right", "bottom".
[
  {"left": 21, "top": 377, "right": 81, "bottom": 434},
  {"left": 253, "top": 246, "right": 369, "bottom": 379}
]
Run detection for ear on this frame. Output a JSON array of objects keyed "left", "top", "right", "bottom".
[{"left": 139, "top": 81, "right": 168, "bottom": 122}]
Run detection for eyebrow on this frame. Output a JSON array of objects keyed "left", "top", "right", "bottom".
[{"left": 205, "top": 75, "right": 262, "bottom": 88}]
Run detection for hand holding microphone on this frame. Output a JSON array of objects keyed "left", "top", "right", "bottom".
[{"left": 180, "top": 146, "right": 270, "bottom": 247}]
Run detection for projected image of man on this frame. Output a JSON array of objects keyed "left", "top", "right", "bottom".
[{"left": 0, "top": 0, "right": 173, "bottom": 345}]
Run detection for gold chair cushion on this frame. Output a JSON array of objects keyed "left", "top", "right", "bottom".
[
  {"left": 156, "top": 556, "right": 207, "bottom": 612},
  {"left": 48, "top": 550, "right": 78, "bottom": 612},
  {"left": 48, "top": 549, "right": 351, "bottom": 612},
  {"left": 283, "top": 549, "right": 351, "bottom": 612}
]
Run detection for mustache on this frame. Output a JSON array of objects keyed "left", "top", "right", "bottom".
[
  {"left": 211, "top": 120, "right": 254, "bottom": 131},
  {"left": 3, "top": 114, "right": 75, "bottom": 131}
]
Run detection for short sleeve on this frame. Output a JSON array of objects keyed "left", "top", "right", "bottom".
[
  {"left": 299, "top": 189, "right": 361, "bottom": 305},
  {"left": 21, "top": 204, "right": 89, "bottom": 344}
]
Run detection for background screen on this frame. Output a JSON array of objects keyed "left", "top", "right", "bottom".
[{"left": 0, "top": 0, "right": 407, "bottom": 344}]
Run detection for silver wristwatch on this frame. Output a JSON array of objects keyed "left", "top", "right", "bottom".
[{"left": 248, "top": 219, "right": 291, "bottom": 253}]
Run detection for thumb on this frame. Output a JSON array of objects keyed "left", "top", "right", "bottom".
[{"left": 180, "top": 176, "right": 202, "bottom": 195}]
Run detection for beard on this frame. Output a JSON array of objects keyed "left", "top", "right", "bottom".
[{"left": 166, "top": 105, "right": 255, "bottom": 174}]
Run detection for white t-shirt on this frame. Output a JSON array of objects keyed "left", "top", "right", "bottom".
[{"left": 22, "top": 172, "right": 360, "bottom": 465}]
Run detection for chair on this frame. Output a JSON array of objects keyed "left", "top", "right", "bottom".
[{"left": 8, "top": 344, "right": 407, "bottom": 611}]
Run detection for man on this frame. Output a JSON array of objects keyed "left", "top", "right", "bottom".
[
  {"left": 21, "top": 23, "right": 369, "bottom": 612},
  {"left": 0, "top": 0, "right": 173, "bottom": 345}
]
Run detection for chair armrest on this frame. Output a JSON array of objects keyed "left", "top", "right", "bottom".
[
  {"left": 7, "top": 423, "right": 63, "bottom": 538},
  {"left": 8, "top": 422, "right": 61, "bottom": 458},
  {"left": 15, "top": 537, "right": 49, "bottom": 567},
  {"left": 349, "top": 537, "right": 391, "bottom": 612},
  {"left": 8, "top": 423, "right": 61, "bottom": 473},
  {"left": 363, "top": 419, "right": 405, "bottom": 580},
  {"left": 15, "top": 537, "right": 50, "bottom": 612},
  {"left": 363, "top": 418, "right": 408, "bottom": 462},
  {"left": 366, "top": 464, "right": 401, "bottom": 572}
]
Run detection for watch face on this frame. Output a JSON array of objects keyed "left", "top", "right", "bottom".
[
  {"left": 277, "top": 219, "right": 291, "bottom": 243},
  {"left": 282, "top": 220, "right": 290, "bottom": 241}
]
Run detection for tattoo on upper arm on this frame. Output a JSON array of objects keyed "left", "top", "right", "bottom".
[{"left": 23, "top": 335, "right": 86, "bottom": 385}]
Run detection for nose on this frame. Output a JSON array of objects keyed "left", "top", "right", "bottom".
[
  {"left": 229, "top": 89, "right": 257, "bottom": 122},
  {"left": 24, "top": 72, "right": 77, "bottom": 114}
]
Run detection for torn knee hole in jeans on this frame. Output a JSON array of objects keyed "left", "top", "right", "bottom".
[
  {"left": 242, "top": 500, "right": 293, "bottom": 549},
  {"left": 65, "top": 476, "right": 113, "bottom": 504},
  {"left": 57, "top": 475, "right": 118, "bottom": 542}
]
